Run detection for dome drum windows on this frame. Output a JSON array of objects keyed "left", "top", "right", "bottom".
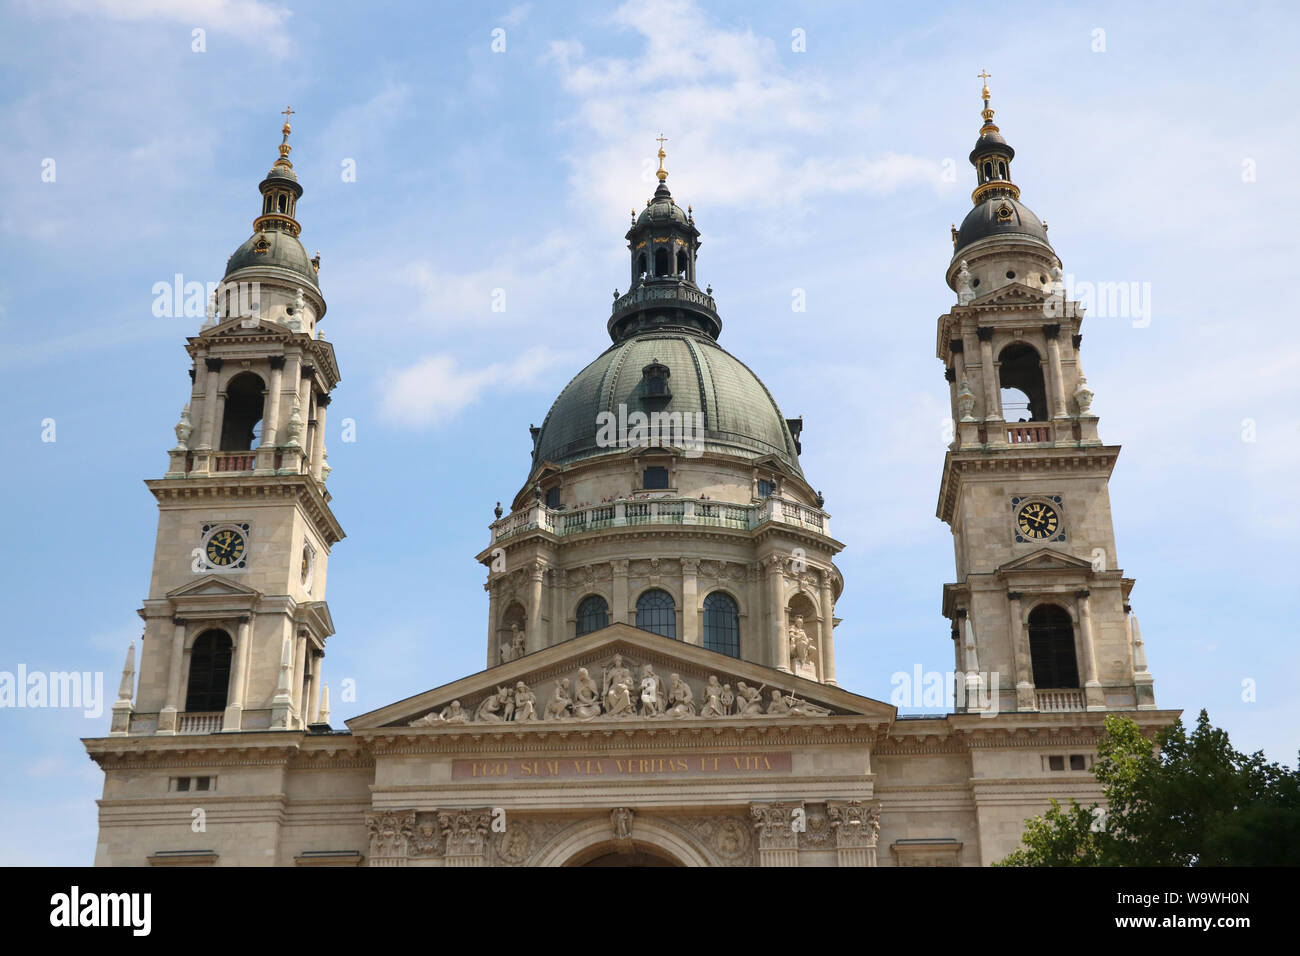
[
  {"left": 635, "top": 589, "right": 676, "bottom": 639},
  {"left": 576, "top": 595, "right": 609, "bottom": 637},
  {"left": 702, "top": 592, "right": 740, "bottom": 658}
]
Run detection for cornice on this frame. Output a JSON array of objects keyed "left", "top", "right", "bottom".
[
  {"left": 146, "top": 474, "right": 345, "bottom": 546},
  {"left": 937, "top": 445, "right": 1120, "bottom": 524}
]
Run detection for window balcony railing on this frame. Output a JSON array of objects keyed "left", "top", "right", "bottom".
[
  {"left": 1006, "top": 423, "right": 1053, "bottom": 444},
  {"left": 177, "top": 711, "right": 224, "bottom": 734},
  {"left": 490, "top": 495, "right": 830, "bottom": 545},
  {"left": 1035, "top": 689, "right": 1085, "bottom": 713}
]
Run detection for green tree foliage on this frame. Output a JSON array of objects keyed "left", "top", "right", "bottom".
[{"left": 997, "top": 710, "right": 1300, "bottom": 866}]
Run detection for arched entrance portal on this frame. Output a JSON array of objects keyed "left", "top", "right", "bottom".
[
  {"left": 535, "top": 817, "right": 713, "bottom": 867},
  {"left": 568, "top": 843, "right": 684, "bottom": 867}
]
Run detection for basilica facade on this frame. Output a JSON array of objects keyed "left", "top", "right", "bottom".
[{"left": 84, "top": 87, "right": 1178, "bottom": 867}]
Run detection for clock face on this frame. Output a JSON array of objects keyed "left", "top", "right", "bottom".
[
  {"left": 205, "top": 529, "right": 246, "bottom": 567},
  {"left": 1016, "top": 501, "right": 1060, "bottom": 540}
]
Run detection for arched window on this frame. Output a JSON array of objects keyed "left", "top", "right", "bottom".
[
  {"left": 278, "top": 194, "right": 287, "bottom": 213},
  {"left": 982, "top": 161, "right": 993, "bottom": 181},
  {"left": 636, "top": 589, "right": 676, "bottom": 639},
  {"left": 576, "top": 595, "right": 609, "bottom": 637},
  {"left": 676, "top": 249, "right": 688, "bottom": 276},
  {"left": 654, "top": 248, "right": 670, "bottom": 277},
  {"left": 636, "top": 252, "right": 647, "bottom": 278},
  {"left": 1028, "top": 604, "right": 1080, "bottom": 689},
  {"left": 998, "top": 343, "right": 1049, "bottom": 422},
  {"left": 998, "top": 161, "right": 1007, "bottom": 178},
  {"left": 702, "top": 592, "right": 740, "bottom": 657},
  {"left": 185, "top": 629, "right": 233, "bottom": 712},
  {"left": 219, "top": 372, "right": 266, "bottom": 451}
]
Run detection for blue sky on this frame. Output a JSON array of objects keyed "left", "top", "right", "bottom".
[{"left": 1, "top": 0, "right": 1297, "bottom": 865}]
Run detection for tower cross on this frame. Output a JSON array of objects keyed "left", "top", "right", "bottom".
[
  {"left": 977, "top": 70, "right": 991, "bottom": 86},
  {"left": 656, "top": 133, "right": 667, "bottom": 150},
  {"left": 281, "top": 105, "right": 295, "bottom": 123}
]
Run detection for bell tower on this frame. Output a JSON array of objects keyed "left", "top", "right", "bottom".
[
  {"left": 116, "top": 112, "right": 345, "bottom": 738},
  {"left": 935, "top": 78, "right": 1156, "bottom": 716}
]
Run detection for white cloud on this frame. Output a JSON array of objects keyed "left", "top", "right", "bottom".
[
  {"left": 544, "top": 0, "right": 943, "bottom": 213},
  {"left": 499, "top": 3, "right": 532, "bottom": 27},
  {"left": 34, "top": 0, "right": 293, "bottom": 54},
  {"left": 380, "top": 347, "right": 577, "bottom": 427}
]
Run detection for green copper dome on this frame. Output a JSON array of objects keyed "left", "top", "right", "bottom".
[{"left": 532, "top": 331, "right": 803, "bottom": 477}]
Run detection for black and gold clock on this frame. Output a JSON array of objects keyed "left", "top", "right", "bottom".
[
  {"left": 205, "top": 528, "right": 246, "bottom": 567},
  {"left": 1015, "top": 501, "right": 1060, "bottom": 540}
]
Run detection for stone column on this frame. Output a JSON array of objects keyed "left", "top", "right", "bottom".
[
  {"left": 365, "top": 810, "right": 416, "bottom": 867},
  {"left": 1042, "top": 323, "right": 1068, "bottom": 420},
  {"left": 819, "top": 572, "right": 837, "bottom": 685},
  {"left": 197, "top": 358, "right": 222, "bottom": 451},
  {"left": 438, "top": 810, "right": 492, "bottom": 867},
  {"left": 311, "top": 394, "right": 330, "bottom": 481},
  {"left": 291, "top": 630, "right": 308, "bottom": 727},
  {"left": 611, "top": 560, "right": 629, "bottom": 625},
  {"left": 828, "top": 801, "right": 880, "bottom": 867},
  {"left": 222, "top": 616, "right": 251, "bottom": 731},
  {"left": 751, "top": 802, "right": 801, "bottom": 866},
  {"left": 1078, "top": 590, "right": 1104, "bottom": 710},
  {"left": 526, "top": 563, "right": 545, "bottom": 653},
  {"left": 767, "top": 558, "right": 790, "bottom": 672},
  {"left": 306, "top": 649, "right": 322, "bottom": 724},
  {"left": 977, "top": 326, "right": 1001, "bottom": 421},
  {"left": 257, "top": 355, "right": 286, "bottom": 473},
  {"left": 1007, "top": 592, "right": 1036, "bottom": 711},
  {"left": 681, "top": 559, "right": 699, "bottom": 646},
  {"left": 298, "top": 365, "right": 315, "bottom": 474},
  {"left": 550, "top": 568, "right": 566, "bottom": 647},
  {"left": 158, "top": 618, "right": 187, "bottom": 734},
  {"left": 486, "top": 581, "right": 500, "bottom": 668}
]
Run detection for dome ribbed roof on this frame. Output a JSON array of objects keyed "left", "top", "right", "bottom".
[
  {"left": 954, "top": 196, "right": 1050, "bottom": 254},
  {"left": 224, "top": 229, "right": 319, "bottom": 289},
  {"left": 533, "top": 331, "right": 802, "bottom": 476}
]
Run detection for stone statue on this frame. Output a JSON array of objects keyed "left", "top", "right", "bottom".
[
  {"left": 474, "top": 688, "right": 508, "bottom": 723},
  {"left": 544, "top": 678, "right": 573, "bottom": 720},
  {"left": 439, "top": 700, "right": 466, "bottom": 723},
  {"left": 173, "top": 404, "right": 192, "bottom": 449},
  {"left": 699, "top": 675, "right": 727, "bottom": 718},
  {"left": 603, "top": 654, "right": 633, "bottom": 711},
  {"left": 605, "top": 679, "right": 635, "bottom": 717},
  {"left": 767, "top": 688, "right": 790, "bottom": 715},
  {"left": 719, "top": 683, "right": 735, "bottom": 715},
  {"left": 501, "top": 684, "right": 516, "bottom": 721},
  {"left": 321, "top": 451, "right": 331, "bottom": 483},
  {"left": 785, "top": 694, "right": 831, "bottom": 717},
  {"left": 611, "top": 807, "right": 633, "bottom": 842},
  {"left": 735, "top": 682, "right": 765, "bottom": 716},
  {"left": 789, "top": 616, "right": 816, "bottom": 666},
  {"left": 572, "top": 667, "right": 602, "bottom": 720},
  {"left": 499, "top": 643, "right": 512, "bottom": 665},
  {"left": 957, "top": 381, "right": 976, "bottom": 422},
  {"left": 639, "top": 665, "right": 666, "bottom": 717},
  {"left": 955, "top": 259, "right": 975, "bottom": 305},
  {"left": 202, "top": 292, "right": 218, "bottom": 329},
  {"left": 665, "top": 673, "right": 695, "bottom": 718},
  {"left": 511, "top": 682, "right": 536, "bottom": 721}
]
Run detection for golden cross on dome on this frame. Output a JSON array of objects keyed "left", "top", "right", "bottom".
[
  {"left": 655, "top": 133, "right": 668, "bottom": 181},
  {"left": 977, "top": 70, "right": 991, "bottom": 85},
  {"left": 281, "top": 105, "right": 296, "bottom": 123}
]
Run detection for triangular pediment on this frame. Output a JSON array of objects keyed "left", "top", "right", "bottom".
[
  {"left": 971, "top": 282, "right": 1050, "bottom": 307},
  {"left": 348, "top": 623, "right": 893, "bottom": 731},
  {"left": 167, "top": 575, "right": 261, "bottom": 599},
  {"left": 998, "top": 548, "right": 1094, "bottom": 574}
]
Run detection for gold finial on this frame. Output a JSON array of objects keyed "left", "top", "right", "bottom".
[
  {"left": 277, "top": 106, "right": 295, "bottom": 164},
  {"left": 656, "top": 133, "right": 668, "bottom": 182},
  {"left": 977, "top": 69, "right": 991, "bottom": 100}
]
